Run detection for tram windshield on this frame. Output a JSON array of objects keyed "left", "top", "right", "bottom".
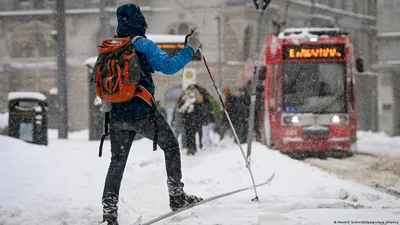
[{"left": 283, "top": 62, "right": 346, "bottom": 113}]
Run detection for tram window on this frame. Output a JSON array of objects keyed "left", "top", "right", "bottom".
[
  {"left": 348, "top": 62, "right": 355, "bottom": 111},
  {"left": 349, "top": 80, "right": 355, "bottom": 111},
  {"left": 282, "top": 62, "right": 346, "bottom": 113},
  {"left": 269, "top": 65, "right": 275, "bottom": 112},
  {"left": 276, "top": 64, "right": 282, "bottom": 112}
]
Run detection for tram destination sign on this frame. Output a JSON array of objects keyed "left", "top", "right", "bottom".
[{"left": 283, "top": 44, "right": 345, "bottom": 60}]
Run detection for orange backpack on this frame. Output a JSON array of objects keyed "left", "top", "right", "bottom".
[
  {"left": 93, "top": 37, "right": 154, "bottom": 106},
  {"left": 93, "top": 37, "right": 157, "bottom": 157}
]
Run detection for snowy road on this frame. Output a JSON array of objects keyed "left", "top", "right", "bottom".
[
  {"left": 1, "top": 132, "right": 400, "bottom": 225},
  {"left": 305, "top": 154, "right": 400, "bottom": 198},
  {"left": 305, "top": 131, "right": 400, "bottom": 198}
]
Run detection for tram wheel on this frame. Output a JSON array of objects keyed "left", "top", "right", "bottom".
[
  {"left": 285, "top": 152, "right": 307, "bottom": 160},
  {"left": 316, "top": 152, "right": 328, "bottom": 160},
  {"left": 328, "top": 151, "right": 354, "bottom": 159}
]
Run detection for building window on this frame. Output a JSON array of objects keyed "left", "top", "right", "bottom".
[
  {"left": 34, "top": 0, "right": 45, "bottom": 9},
  {"left": 340, "top": 0, "right": 346, "bottom": 10},
  {"left": 168, "top": 29, "right": 176, "bottom": 35},
  {"left": 16, "top": 0, "right": 57, "bottom": 9},
  {"left": 353, "top": 0, "right": 360, "bottom": 13},
  {"left": 167, "top": 22, "right": 197, "bottom": 35},
  {"left": 243, "top": 26, "right": 253, "bottom": 61},
  {"left": 367, "top": 0, "right": 377, "bottom": 16},
  {"left": 226, "top": 0, "right": 246, "bottom": 6},
  {"left": 8, "top": 20, "right": 55, "bottom": 58},
  {"left": 18, "top": 0, "right": 33, "bottom": 9},
  {"left": 178, "top": 23, "right": 190, "bottom": 35},
  {"left": 88, "top": 0, "right": 116, "bottom": 7},
  {"left": 106, "top": 0, "right": 117, "bottom": 6}
]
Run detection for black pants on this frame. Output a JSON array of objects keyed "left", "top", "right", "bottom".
[
  {"left": 183, "top": 114, "right": 202, "bottom": 154},
  {"left": 102, "top": 111, "right": 184, "bottom": 220}
]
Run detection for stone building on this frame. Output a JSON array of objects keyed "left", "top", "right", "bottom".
[
  {"left": 0, "top": 0, "right": 377, "bottom": 133},
  {"left": 370, "top": 0, "right": 400, "bottom": 136}
]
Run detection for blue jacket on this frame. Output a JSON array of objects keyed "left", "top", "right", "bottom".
[{"left": 110, "top": 38, "right": 195, "bottom": 121}]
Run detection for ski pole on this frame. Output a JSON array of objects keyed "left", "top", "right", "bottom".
[{"left": 198, "top": 48, "right": 260, "bottom": 202}]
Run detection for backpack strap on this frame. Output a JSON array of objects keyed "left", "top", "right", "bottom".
[
  {"left": 134, "top": 85, "right": 157, "bottom": 151},
  {"left": 131, "top": 36, "right": 145, "bottom": 44},
  {"left": 97, "top": 86, "right": 156, "bottom": 157},
  {"left": 135, "top": 85, "right": 155, "bottom": 106},
  {"left": 152, "top": 105, "right": 158, "bottom": 151},
  {"left": 98, "top": 112, "right": 110, "bottom": 157}
]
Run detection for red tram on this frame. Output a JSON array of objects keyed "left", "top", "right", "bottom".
[{"left": 251, "top": 27, "right": 364, "bottom": 158}]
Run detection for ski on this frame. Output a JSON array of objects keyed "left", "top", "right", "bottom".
[{"left": 132, "top": 173, "right": 275, "bottom": 225}]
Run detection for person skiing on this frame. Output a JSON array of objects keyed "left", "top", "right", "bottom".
[{"left": 100, "top": 4, "right": 203, "bottom": 225}]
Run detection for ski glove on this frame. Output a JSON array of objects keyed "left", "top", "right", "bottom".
[{"left": 185, "top": 28, "right": 202, "bottom": 52}]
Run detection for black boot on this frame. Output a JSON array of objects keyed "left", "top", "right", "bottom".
[
  {"left": 169, "top": 192, "right": 203, "bottom": 211},
  {"left": 187, "top": 150, "right": 196, "bottom": 156},
  {"left": 102, "top": 196, "right": 118, "bottom": 225},
  {"left": 102, "top": 218, "right": 119, "bottom": 225}
]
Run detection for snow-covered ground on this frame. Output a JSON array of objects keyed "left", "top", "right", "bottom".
[
  {"left": 1, "top": 131, "right": 400, "bottom": 225},
  {"left": 306, "top": 155, "right": 400, "bottom": 197},
  {"left": 357, "top": 131, "right": 400, "bottom": 157},
  {"left": 305, "top": 131, "right": 400, "bottom": 200},
  {"left": 0, "top": 112, "right": 8, "bottom": 130}
]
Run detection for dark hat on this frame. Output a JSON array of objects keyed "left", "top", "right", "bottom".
[{"left": 116, "top": 4, "right": 147, "bottom": 37}]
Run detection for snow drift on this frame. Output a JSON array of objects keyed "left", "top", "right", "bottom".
[{"left": 0, "top": 133, "right": 399, "bottom": 225}]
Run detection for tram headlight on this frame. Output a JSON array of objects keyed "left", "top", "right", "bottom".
[
  {"left": 331, "top": 115, "right": 348, "bottom": 124},
  {"left": 291, "top": 116, "right": 300, "bottom": 124},
  {"left": 332, "top": 115, "right": 340, "bottom": 124},
  {"left": 283, "top": 116, "right": 300, "bottom": 124}
]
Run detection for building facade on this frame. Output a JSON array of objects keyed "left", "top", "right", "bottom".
[
  {"left": 0, "top": 0, "right": 377, "bottom": 133},
  {"left": 371, "top": 0, "right": 400, "bottom": 136}
]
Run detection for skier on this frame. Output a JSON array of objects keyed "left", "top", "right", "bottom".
[{"left": 101, "top": 4, "right": 203, "bottom": 225}]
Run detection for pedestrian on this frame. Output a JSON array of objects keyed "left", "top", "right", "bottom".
[
  {"left": 100, "top": 4, "right": 203, "bottom": 225},
  {"left": 218, "top": 85, "right": 237, "bottom": 140},
  {"left": 178, "top": 85, "right": 204, "bottom": 155},
  {"left": 193, "top": 84, "right": 214, "bottom": 151}
]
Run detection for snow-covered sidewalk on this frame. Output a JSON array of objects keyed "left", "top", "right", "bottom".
[
  {"left": 357, "top": 131, "right": 400, "bottom": 158},
  {"left": 1, "top": 132, "right": 399, "bottom": 225}
]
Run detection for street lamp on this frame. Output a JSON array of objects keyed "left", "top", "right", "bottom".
[
  {"left": 246, "top": 0, "right": 271, "bottom": 165},
  {"left": 56, "top": 0, "right": 68, "bottom": 139},
  {"left": 216, "top": 15, "right": 222, "bottom": 90},
  {"left": 253, "top": 0, "right": 271, "bottom": 10}
]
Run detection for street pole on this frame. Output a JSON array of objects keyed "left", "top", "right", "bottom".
[
  {"left": 87, "top": 0, "right": 107, "bottom": 141},
  {"left": 99, "top": 0, "right": 107, "bottom": 40},
  {"left": 246, "top": 0, "right": 271, "bottom": 164},
  {"left": 56, "top": 0, "right": 68, "bottom": 139},
  {"left": 273, "top": 0, "right": 290, "bottom": 35},
  {"left": 310, "top": 0, "right": 316, "bottom": 27},
  {"left": 216, "top": 15, "right": 223, "bottom": 90}
]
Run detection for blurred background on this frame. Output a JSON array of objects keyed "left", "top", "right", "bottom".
[{"left": 0, "top": 0, "right": 398, "bottom": 138}]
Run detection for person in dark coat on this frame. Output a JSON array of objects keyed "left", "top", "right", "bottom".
[
  {"left": 178, "top": 85, "right": 204, "bottom": 155},
  {"left": 236, "top": 81, "right": 251, "bottom": 144},
  {"left": 193, "top": 84, "right": 214, "bottom": 150},
  {"left": 100, "top": 4, "right": 203, "bottom": 225}
]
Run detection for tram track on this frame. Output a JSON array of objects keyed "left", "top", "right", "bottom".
[{"left": 304, "top": 152, "right": 400, "bottom": 198}]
